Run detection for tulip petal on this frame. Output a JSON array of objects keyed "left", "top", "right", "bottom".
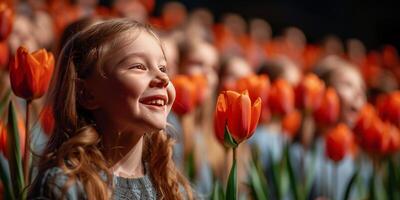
[
  {"left": 214, "top": 93, "right": 228, "bottom": 143},
  {"left": 227, "top": 92, "right": 251, "bottom": 144},
  {"left": 248, "top": 97, "right": 262, "bottom": 138}
]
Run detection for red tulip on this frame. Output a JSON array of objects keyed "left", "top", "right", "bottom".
[
  {"left": 172, "top": 75, "right": 197, "bottom": 115},
  {"left": 376, "top": 91, "right": 400, "bottom": 127},
  {"left": 0, "top": 117, "right": 26, "bottom": 160},
  {"left": 0, "top": 41, "right": 9, "bottom": 69},
  {"left": 0, "top": 2, "right": 13, "bottom": 41},
  {"left": 313, "top": 87, "right": 340, "bottom": 125},
  {"left": 9, "top": 46, "right": 55, "bottom": 100},
  {"left": 295, "top": 73, "right": 325, "bottom": 112},
  {"left": 268, "top": 79, "right": 294, "bottom": 116},
  {"left": 40, "top": 106, "right": 55, "bottom": 136},
  {"left": 325, "top": 123, "right": 355, "bottom": 162},
  {"left": 190, "top": 74, "right": 208, "bottom": 106},
  {"left": 383, "top": 123, "right": 400, "bottom": 155},
  {"left": 282, "top": 110, "right": 301, "bottom": 139},
  {"left": 236, "top": 74, "right": 270, "bottom": 122},
  {"left": 214, "top": 90, "right": 261, "bottom": 146},
  {"left": 353, "top": 104, "right": 389, "bottom": 154}
]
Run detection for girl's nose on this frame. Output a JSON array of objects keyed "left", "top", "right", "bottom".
[{"left": 150, "top": 73, "right": 169, "bottom": 88}]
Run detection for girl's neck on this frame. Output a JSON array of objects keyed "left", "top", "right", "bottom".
[{"left": 110, "top": 137, "right": 145, "bottom": 178}]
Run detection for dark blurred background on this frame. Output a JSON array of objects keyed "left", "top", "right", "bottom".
[{"left": 141, "top": 0, "right": 399, "bottom": 50}]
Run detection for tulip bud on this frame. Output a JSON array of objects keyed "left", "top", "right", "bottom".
[
  {"left": 295, "top": 73, "right": 325, "bottom": 112},
  {"left": 214, "top": 90, "right": 261, "bottom": 147},
  {"left": 268, "top": 79, "right": 294, "bottom": 116},
  {"left": 313, "top": 87, "right": 340, "bottom": 126},
  {"left": 0, "top": 3, "right": 13, "bottom": 41},
  {"left": 9, "top": 46, "right": 55, "bottom": 100},
  {"left": 325, "top": 123, "right": 355, "bottom": 162}
]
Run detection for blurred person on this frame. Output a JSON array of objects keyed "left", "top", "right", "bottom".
[
  {"left": 177, "top": 39, "right": 223, "bottom": 197},
  {"left": 214, "top": 13, "right": 247, "bottom": 57},
  {"left": 112, "top": 0, "right": 148, "bottom": 22},
  {"left": 244, "top": 18, "right": 272, "bottom": 70},
  {"left": 282, "top": 26, "right": 307, "bottom": 67},
  {"left": 321, "top": 34, "right": 345, "bottom": 58},
  {"left": 8, "top": 0, "right": 55, "bottom": 52},
  {"left": 311, "top": 55, "right": 369, "bottom": 199},
  {"left": 218, "top": 55, "right": 254, "bottom": 91},
  {"left": 160, "top": 1, "right": 187, "bottom": 31},
  {"left": 346, "top": 38, "right": 367, "bottom": 66}
]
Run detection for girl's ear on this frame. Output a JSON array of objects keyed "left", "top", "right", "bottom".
[{"left": 76, "top": 79, "right": 100, "bottom": 110}]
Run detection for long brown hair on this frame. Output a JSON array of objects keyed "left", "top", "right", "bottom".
[{"left": 30, "top": 19, "right": 193, "bottom": 200}]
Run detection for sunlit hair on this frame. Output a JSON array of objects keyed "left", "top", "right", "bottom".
[{"left": 29, "top": 19, "right": 193, "bottom": 200}]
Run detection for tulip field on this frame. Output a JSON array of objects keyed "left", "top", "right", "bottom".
[{"left": 1, "top": 1, "right": 400, "bottom": 200}]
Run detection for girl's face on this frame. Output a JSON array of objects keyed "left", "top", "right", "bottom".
[
  {"left": 85, "top": 32, "right": 175, "bottom": 134},
  {"left": 332, "top": 67, "right": 366, "bottom": 127}
]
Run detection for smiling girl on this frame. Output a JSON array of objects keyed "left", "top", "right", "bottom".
[{"left": 28, "top": 19, "right": 193, "bottom": 200}]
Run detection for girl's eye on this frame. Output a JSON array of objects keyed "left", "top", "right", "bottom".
[
  {"left": 129, "top": 64, "right": 146, "bottom": 70},
  {"left": 159, "top": 65, "right": 167, "bottom": 73}
]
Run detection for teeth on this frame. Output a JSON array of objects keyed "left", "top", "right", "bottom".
[{"left": 145, "top": 99, "right": 165, "bottom": 106}]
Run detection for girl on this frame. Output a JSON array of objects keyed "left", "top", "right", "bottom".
[{"left": 28, "top": 19, "right": 193, "bottom": 200}]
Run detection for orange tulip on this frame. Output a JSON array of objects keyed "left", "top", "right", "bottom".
[
  {"left": 0, "top": 118, "right": 26, "bottom": 160},
  {"left": 353, "top": 104, "right": 389, "bottom": 154},
  {"left": 172, "top": 75, "right": 197, "bottom": 115},
  {"left": 268, "top": 79, "right": 294, "bottom": 116},
  {"left": 295, "top": 73, "right": 325, "bottom": 112},
  {"left": 40, "top": 106, "right": 55, "bottom": 136},
  {"left": 190, "top": 74, "right": 208, "bottom": 106},
  {"left": 376, "top": 91, "right": 400, "bottom": 127},
  {"left": 325, "top": 123, "right": 355, "bottom": 162},
  {"left": 0, "top": 41, "right": 9, "bottom": 69},
  {"left": 282, "top": 110, "right": 301, "bottom": 139},
  {"left": 0, "top": 2, "right": 13, "bottom": 41},
  {"left": 9, "top": 47, "right": 55, "bottom": 100},
  {"left": 383, "top": 123, "right": 400, "bottom": 155},
  {"left": 313, "top": 87, "right": 340, "bottom": 125},
  {"left": 236, "top": 74, "right": 270, "bottom": 122},
  {"left": 214, "top": 90, "right": 261, "bottom": 146}
]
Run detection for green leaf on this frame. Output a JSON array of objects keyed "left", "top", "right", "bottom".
[
  {"left": 0, "top": 157, "right": 15, "bottom": 200},
  {"left": 344, "top": 170, "right": 359, "bottom": 200},
  {"left": 224, "top": 125, "right": 238, "bottom": 148},
  {"left": 387, "top": 158, "right": 400, "bottom": 200},
  {"left": 226, "top": 154, "right": 237, "bottom": 200},
  {"left": 268, "top": 151, "right": 281, "bottom": 200},
  {"left": 211, "top": 180, "right": 225, "bottom": 200},
  {"left": 285, "top": 144, "right": 302, "bottom": 200},
  {"left": 248, "top": 160, "right": 269, "bottom": 200},
  {"left": 6, "top": 102, "right": 25, "bottom": 199}
]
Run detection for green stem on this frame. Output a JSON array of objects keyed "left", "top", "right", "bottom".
[{"left": 23, "top": 100, "right": 31, "bottom": 185}]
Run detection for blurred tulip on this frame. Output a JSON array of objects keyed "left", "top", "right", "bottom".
[
  {"left": 282, "top": 110, "right": 301, "bottom": 139},
  {"left": 190, "top": 74, "right": 208, "bottom": 106},
  {"left": 325, "top": 123, "right": 355, "bottom": 162},
  {"left": 0, "top": 3, "right": 13, "bottom": 41},
  {"left": 295, "top": 73, "right": 325, "bottom": 112},
  {"left": 313, "top": 87, "right": 340, "bottom": 125},
  {"left": 0, "top": 117, "right": 26, "bottom": 160},
  {"left": 268, "top": 79, "right": 294, "bottom": 116},
  {"left": 214, "top": 90, "right": 261, "bottom": 146},
  {"left": 376, "top": 91, "right": 400, "bottom": 127},
  {"left": 40, "top": 106, "right": 55, "bottom": 136},
  {"left": 172, "top": 75, "right": 197, "bottom": 115},
  {"left": 383, "top": 123, "right": 400, "bottom": 155},
  {"left": 353, "top": 104, "right": 389, "bottom": 154},
  {"left": 0, "top": 41, "right": 9, "bottom": 69},
  {"left": 9, "top": 47, "right": 55, "bottom": 100},
  {"left": 382, "top": 45, "right": 399, "bottom": 69},
  {"left": 236, "top": 74, "right": 270, "bottom": 122}
]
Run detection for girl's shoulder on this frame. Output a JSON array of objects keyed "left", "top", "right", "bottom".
[{"left": 29, "top": 167, "right": 87, "bottom": 200}]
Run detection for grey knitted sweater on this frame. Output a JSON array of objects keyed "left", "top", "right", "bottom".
[{"left": 28, "top": 167, "right": 158, "bottom": 200}]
